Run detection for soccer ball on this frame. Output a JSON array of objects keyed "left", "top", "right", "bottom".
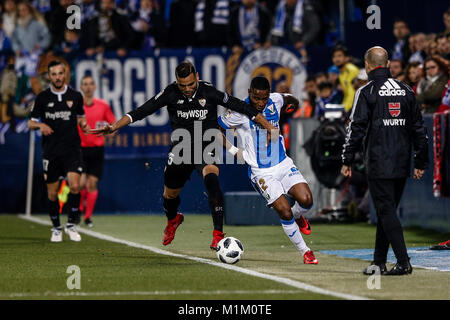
[{"left": 216, "top": 237, "right": 244, "bottom": 264}]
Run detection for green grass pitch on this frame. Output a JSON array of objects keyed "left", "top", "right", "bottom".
[{"left": 0, "top": 214, "right": 449, "bottom": 300}]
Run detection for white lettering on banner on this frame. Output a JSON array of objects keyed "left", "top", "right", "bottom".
[
  {"left": 75, "top": 54, "right": 228, "bottom": 127},
  {"left": 123, "top": 58, "right": 145, "bottom": 116},
  {"left": 102, "top": 59, "right": 123, "bottom": 119},
  {"left": 202, "top": 55, "right": 225, "bottom": 91},
  {"left": 145, "top": 58, "right": 155, "bottom": 99}
]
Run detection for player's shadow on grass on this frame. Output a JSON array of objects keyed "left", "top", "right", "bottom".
[{"left": 0, "top": 236, "right": 46, "bottom": 244}]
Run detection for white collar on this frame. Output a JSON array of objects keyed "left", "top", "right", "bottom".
[
  {"left": 51, "top": 85, "right": 68, "bottom": 101},
  {"left": 51, "top": 84, "right": 68, "bottom": 95}
]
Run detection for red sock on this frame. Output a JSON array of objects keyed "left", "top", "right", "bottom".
[
  {"left": 79, "top": 188, "right": 87, "bottom": 212},
  {"left": 84, "top": 190, "right": 98, "bottom": 220}
]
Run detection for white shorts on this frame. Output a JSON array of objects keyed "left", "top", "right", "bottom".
[{"left": 250, "top": 157, "right": 308, "bottom": 206}]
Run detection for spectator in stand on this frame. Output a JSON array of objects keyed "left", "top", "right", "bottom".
[
  {"left": 391, "top": 19, "right": 411, "bottom": 65},
  {"left": 80, "top": 0, "right": 98, "bottom": 24},
  {"left": 269, "top": 0, "right": 321, "bottom": 52},
  {"left": 327, "top": 65, "right": 340, "bottom": 89},
  {"left": 443, "top": 8, "right": 450, "bottom": 34},
  {"left": 389, "top": 59, "right": 404, "bottom": 79},
  {"left": 54, "top": 29, "right": 81, "bottom": 63},
  {"left": 11, "top": 1, "right": 51, "bottom": 55},
  {"left": 0, "top": 16, "right": 12, "bottom": 52},
  {"left": 314, "top": 71, "right": 327, "bottom": 85},
  {"left": 228, "top": 0, "right": 271, "bottom": 53},
  {"left": 416, "top": 56, "right": 449, "bottom": 114},
  {"left": 194, "top": 0, "right": 231, "bottom": 47},
  {"left": 167, "top": 0, "right": 196, "bottom": 47},
  {"left": 404, "top": 61, "right": 423, "bottom": 90},
  {"left": 129, "top": 0, "right": 167, "bottom": 50},
  {"left": 298, "top": 75, "right": 318, "bottom": 117},
  {"left": 352, "top": 68, "right": 368, "bottom": 91},
  {"left": 47, "top": 0, "right": 75, "bottom": 49},
  {"left": 82, "top": 0, "right": 137, "bottom": 57},
  {"left": 438, "top": 78, "right": 450, "bottom": 113},
  {"left": 315, "top": 81, "right": 343, "bottom": 118},
  {"left": 425, "top": 35, "right": 439, "bottom": 58},
  {"left": 409, "top": 33, "right": 427, "bottom": 64},
  {"left": 436, "top": 33, "right": 449, "bottom": 60},
  {"left": 1, "top": 0, "right": 16, "bottom": 39},
  {"left": 331, "top": 45, "right": 359, "bottom": 113}
]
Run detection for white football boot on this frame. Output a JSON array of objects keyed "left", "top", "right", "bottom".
[
  {"left": 51, "top": 228, "right": 63, "bottom": 242},
  {"left": 65, "top": 225, "right": 82, "bottom": 242}
]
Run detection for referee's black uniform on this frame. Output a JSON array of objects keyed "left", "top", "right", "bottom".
[{"left": 342, "top": 67, "right": 428, "bottom": 273}]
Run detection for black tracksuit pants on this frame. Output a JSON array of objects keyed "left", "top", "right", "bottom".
[{"left": 368, "top": 177, "right": 409, "bottom": 264}]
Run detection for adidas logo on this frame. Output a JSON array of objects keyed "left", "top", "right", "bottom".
[{"left": 378, "top": 79, "right": 406, "bottom": 96}]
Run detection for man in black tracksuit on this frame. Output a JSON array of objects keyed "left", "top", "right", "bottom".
[{"left": 341, "top": 46, "right": 429, "bottom": 276}]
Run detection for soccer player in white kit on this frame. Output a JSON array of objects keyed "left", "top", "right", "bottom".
[{"left": 218, "top": 76, "right": 318, "bottom": 264}]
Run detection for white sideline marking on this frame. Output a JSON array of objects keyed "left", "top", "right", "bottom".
[
  {"left": 2, "top": 289, "right": 304, "bottom": 298},
  {"left": 18, "top": 215, "right": 370, "bottom": 300}
]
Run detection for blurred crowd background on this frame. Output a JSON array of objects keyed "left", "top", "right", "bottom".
[{"left": 0, "top": 0, "right": 448, "bottom": 133}]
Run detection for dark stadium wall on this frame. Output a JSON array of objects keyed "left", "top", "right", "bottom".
[
  {"left": 0, "top": 133, "right": 253, "bottom": 214},
  {"left": 95, "top": 158, "right": 253, "bottom": 214}
]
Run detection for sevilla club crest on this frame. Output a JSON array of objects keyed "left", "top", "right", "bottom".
[
  {"left": 198, "top": 98, "right": 206, "bottom": 107},
  {"left": 388, "top": 102, "right": 400, "bottom": 117},
  {"left": 66, "top": 100, "right": 73, "bottom": 108}
]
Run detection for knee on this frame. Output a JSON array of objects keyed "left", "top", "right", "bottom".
[
  {"left": 298, "top": 192, "right": 313, "bottom": 209},
  {"left": 69, "top": 183, "right": 80, "bottom": 194},
  {"left": 163, "top": 189, "right": 180, "bottom": 199},
  {"left": 47, "top": 190, "right": 58, "bottom": 201},
  {"left": 86, "top": 181, "right": 98, "bottom": 192}
]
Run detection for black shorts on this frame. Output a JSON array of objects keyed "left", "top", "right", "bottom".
[
  {"left": 163, "top": 143, "right": 221, "bottom": 189},
  {"left": 164, "top": 151, "right": 213, "bottom": 189},
  {"left": 81, "top": 146, "right": 105, "bottom": 179},
  {"left": 43, "top": 150, "right": 83, "bottom": 183}
]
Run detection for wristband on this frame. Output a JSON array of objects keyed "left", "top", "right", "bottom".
[{"left": 228, "top": 145, "right": 239, "bottom": 156}]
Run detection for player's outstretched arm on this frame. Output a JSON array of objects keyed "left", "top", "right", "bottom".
[
  {"left": 91, "top": 115, "right": 131, "bottom": 136},
  {"left": 77, "top": 116, "right": 91, "bottom": 135}
]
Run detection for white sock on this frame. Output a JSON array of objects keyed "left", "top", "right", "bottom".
[
  {"left": 280, "top": 218, "right": 309, "bottom": 255},
  {"left": 291, "top": 201, "right": 312, "bottom": 219}
]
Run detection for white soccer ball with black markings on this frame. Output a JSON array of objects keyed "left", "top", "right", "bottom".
[{"left": 216, "top": 237, "right": 244, "bottom": 264}]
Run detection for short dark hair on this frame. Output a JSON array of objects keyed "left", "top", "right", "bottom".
[
  {"left": 318, "top": 81, "right": 333, "bottom": 91},
  {"left": 81, "top": 74, "right": 94, "bottom": 84},
  {"left": 175, "top": 61, "right": 196, "bottom": 78},
  {"left": 305, "top": 75, "right": 316, "bottom": 83},
  {"left": 47, "top": 60, "right": 64, "bottom": 72},
  {"left": 250, "top": 76, "right": 270, "bottom": 91},
  {"left": 436, "top": 33, "right": 446, "bottom": 41},
  {"left": 390, "top": 58, "right": 404, "bottom": 68},
  {"left": 331, "top": 45, "right": 349, "bottom": 57},
  {"left": 393, "top": 18, "right": 409, "bottom": 27}
]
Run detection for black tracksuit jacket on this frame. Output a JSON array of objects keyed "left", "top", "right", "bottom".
[{"left": 341, "top": 67, "right": 429, "bottom": 179}]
